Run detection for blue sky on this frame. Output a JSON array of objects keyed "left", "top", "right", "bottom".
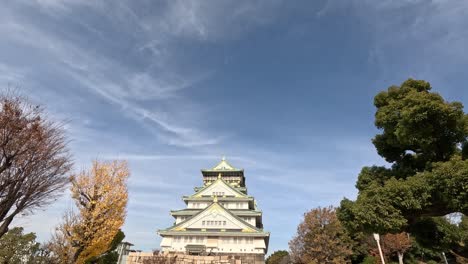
[{"left": 2, "top": 0, "right": 468, "bottom": 253}]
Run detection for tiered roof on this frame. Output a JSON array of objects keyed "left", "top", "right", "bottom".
[
  {"left": 158, "top": 158, "right": 269, "bottom": 253},
  {"left": 170, "top": 209, "right": 262, "bottom": 217},
  {"left": 189, "top": 176, "right": 248, "bottom": 198},
  {"left": 201, "top": 157, "right": 245, "bottom": 179},
  {"left": 159, "top": 201, "right": 269, "bottom": 237}
]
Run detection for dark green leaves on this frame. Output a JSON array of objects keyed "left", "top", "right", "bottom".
[
  {"left": 372, "top": 79, "right": 466, "bottom": 166},
  {"left": 339, "top": 79, "right": 468, "bottom": 258}
]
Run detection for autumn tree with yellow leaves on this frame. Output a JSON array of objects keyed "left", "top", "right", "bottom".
[{"left": 51, "top": 160, "right": 129, "bottom": 264}]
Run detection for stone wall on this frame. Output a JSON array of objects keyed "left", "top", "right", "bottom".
[{"left": 126, "top": 253, "right": 265, "bottom": 264}]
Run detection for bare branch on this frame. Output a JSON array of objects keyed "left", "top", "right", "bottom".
[{"left": 0, "top": 92, "right": 72, "bottom": 237}]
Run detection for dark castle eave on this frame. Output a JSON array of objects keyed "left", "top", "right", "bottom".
[{"left": 200, "top": 170, "right": 244, "bottom": 177}]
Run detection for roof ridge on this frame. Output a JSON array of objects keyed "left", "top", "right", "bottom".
[
  {"left": 161, "top": 202, "right": 262, "bottom": 233},
  {"left": 189, "top": 177, "right": 247, "bottom": 198},
  {"left": 201, "top": 157, "right": 244, "bottom": 172},
  {"left": 217, "top": 203, "right": 263, "bottom": 232}
]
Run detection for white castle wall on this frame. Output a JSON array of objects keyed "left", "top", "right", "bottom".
[{"left": 161, "top": 236, "right": 266, "bottom": 254}]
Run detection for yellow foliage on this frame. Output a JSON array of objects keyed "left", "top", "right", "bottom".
[
  {"left": 48, "top": 211, "right": 77, "bottom": 264},
  {"left": 65, "top": 160, "right": 129, "bottom": 264}
]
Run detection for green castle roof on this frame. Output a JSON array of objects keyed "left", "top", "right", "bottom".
[
  {"left": 170, "top": 209, "right": 262, "bottom": 217},
  {"left": 201, "top": 157, "right": 244, "bottom": 173}
]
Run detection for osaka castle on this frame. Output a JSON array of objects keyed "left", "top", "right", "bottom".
[{"left": 158, "top": 157, "right": 270, "bottom": 258}]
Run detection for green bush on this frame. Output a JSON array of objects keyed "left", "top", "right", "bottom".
[{"left": 361, "top": 256, "right": 377, "bottom": 264}]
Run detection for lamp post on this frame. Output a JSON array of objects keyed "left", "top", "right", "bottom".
[
  {"left": 373, "top": 233, "right": 386, "bottom": 264},
  {"left": 442, "top": 252, "right": 448, "bottom": 264}
]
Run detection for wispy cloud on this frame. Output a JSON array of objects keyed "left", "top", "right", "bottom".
[
  {"left": 0, "top": 63, "right": 26, "bottom": 85},
  {"left": 148, "top": 0, "right": 285, "bottom": 41},
  {"left": 0, "top": 1, "right": 295, "bottom": 250},
  {"left": 315, "top": 0, "right": 468, "bottom": 83},
  {"left": 0, "top": 2, "right": 223, "bottom": 148},
  {"left": 360, "top": 0, "right": 468, "bottom": 82},
  {"left": 6, "top": 0, "right": 465, "bottom": 255},
  {"left": 102, "top": 154, "right": 220, "bottom": 161}
]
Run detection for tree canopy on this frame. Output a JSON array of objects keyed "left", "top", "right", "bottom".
[
  {"left": 289, "top": 206, "right": 353, "bottom": 264},
  {"left": 50, "top": 160, "right": 130, "bottom": 264},
  {"left": 378, "top": 232, "right": 412, "bottom": 264},
  {"left": 84, "top": 229, "right": 125, "bottom": 264},
  {"left": 0, "top": 93, "right": 72, "bottom": 238},
  {"left": 0, "top": 227, "right": 51, "bottom": 264},
  {"left": 338, "top": 79, "right": 468, "bottom": 258},
  {"left": 266, "top": 250, "right": 289, "bottom": 264}
]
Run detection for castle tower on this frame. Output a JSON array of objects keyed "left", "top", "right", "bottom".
[{"left": 158, "top": 158, "right": 269, "bottom": 259}]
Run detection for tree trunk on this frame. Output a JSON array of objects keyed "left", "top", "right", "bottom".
[
  {"left": 0, "top": 213, "right": 15, "bottom": 238},
  {"left": 397, "top": 252, "right": 404, "bottom": 264}
]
